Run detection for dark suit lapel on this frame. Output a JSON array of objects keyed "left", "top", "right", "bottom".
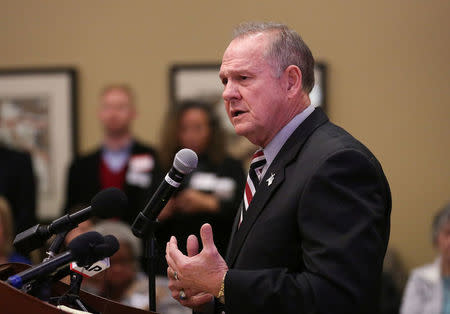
[
  {"left": 226, "top": 107, "right": 329, "bottom": 266},
  {"left": 225, "top": 200, "right": 243, "bottom": 261}
]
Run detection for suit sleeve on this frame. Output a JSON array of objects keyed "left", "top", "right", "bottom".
[{"left": 224, "top": 149, "right": 391, "bottom": 314}]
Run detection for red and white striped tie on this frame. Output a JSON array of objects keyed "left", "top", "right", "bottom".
[{"left": 239, "top": 149, "right": 266, "bottom": 227}]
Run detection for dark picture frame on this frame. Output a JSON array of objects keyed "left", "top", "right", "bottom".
[{"left": 0, "top": 68, "right": 78, "bottom": 220}]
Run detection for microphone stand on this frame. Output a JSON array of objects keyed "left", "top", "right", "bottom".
[
  {"left": 44, "top": 231, "right": 69, "bottom": 261},
  {"left": 131, "top": 148, "right": 198, "bottom": 312},
  {"left": 49, "top": 272, "right": 92, "bottom": 313},
  {"left": 29, "top": 230, "right": 92, "bottom": 313},
  {"left": 145, "top": 235, "right": 157, "bottom": 312},
  {"left": 132, "top": 212, "right": 160, "bottom": 312},
  {"left": 26, "top": 231, "right": 69, "bottom": 300}
]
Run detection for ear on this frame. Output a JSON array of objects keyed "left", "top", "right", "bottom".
[{"left": 284, "top": 65, "right": 302, "bottom": 97}]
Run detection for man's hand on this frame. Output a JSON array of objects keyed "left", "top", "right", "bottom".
[{"left": 166, "top": 224, "right": 228, "bottom": 309}]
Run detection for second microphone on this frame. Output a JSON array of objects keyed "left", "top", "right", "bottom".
[{"left": 131, "top": 148, "right": 198, "bottom": 238}]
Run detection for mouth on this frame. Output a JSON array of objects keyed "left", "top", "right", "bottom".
[{"left": 231, "top": 110, "right": 246, "bottom": 118}]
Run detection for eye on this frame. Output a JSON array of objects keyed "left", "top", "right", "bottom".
[
  {"left": 221, "top": 78, "right": 228, "bottom": 85},
  {"left": 240, "top": 76, "right": 248, "bottom": 80}
]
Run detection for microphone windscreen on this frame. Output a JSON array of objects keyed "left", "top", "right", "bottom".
[
  {"left": 173, "top": 148, "right": 198, "bottom": 174},
  {"left": 94, "top": 234, "right": 120, "bottom": 258},
  {"left": 67, "top": 231, "right": 104, "bottom": 266},
  {"left": 90, "top": 187, "right": 128, "bottom": 218}
]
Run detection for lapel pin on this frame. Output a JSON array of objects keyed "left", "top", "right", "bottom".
[{"left": 266, "top": 172, "right": 275, "bottom": 186}]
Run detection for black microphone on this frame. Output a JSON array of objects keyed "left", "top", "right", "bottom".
[
  {"left": 7, "top": 231, "right": 119, "bottom": 289},
  {"left": 132, "top": 148, "right": 198, "bottom": 238},
  {"left": 14, "top": 187, "right": 128, "bottom": 254},
  {"left": 50, "top": 234, "right": 120, "bottom": 283}
]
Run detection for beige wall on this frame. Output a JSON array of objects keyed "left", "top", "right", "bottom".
[{"left": 1, "top": 0, "right": 449, "bottom": 271}]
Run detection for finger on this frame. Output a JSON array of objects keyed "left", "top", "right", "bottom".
[
  {"left": 200, "top": 223, "right": 215, "bottom": 250},
  {"left": 168, "top": 279, "right": 183, "bottom": 292},
  {"left": 167, "top": 239, "right": 188, "bottom": 269},
  {"left": 181, "top": 293, "right": 214, "bottom": 309},
  {"left": 165, "top": 251, "right": 176, "bottom": 271},
  {"left": 165, "top": 236, "right": 178, "bottom": 257},
  {"left": 165, "top": 243, "right": 179, "bottom": 270},
  {"left": 170, "top": 235, "right": 178, "bottom": 247},
  {"left": 165, "top": 236, "right": 179, "bottom": 266},
  {"left": 167, "top": 266, "right": 177, "bottom": 280},
  {"left": 187, "top": 234, "right": 199, "bottom": 257},
  {"left": 191, "top": 293, "right": 214, "bottom": 306}
]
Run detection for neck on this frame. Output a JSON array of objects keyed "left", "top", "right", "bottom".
[
  {"left": 103, "top": 133, "right": 132, "bottom": 151},
  {"left": 259, "top": 102, "right": 310, "bottom": 148}
]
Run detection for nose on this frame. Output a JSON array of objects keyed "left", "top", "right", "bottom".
[{"left": 222, "top": 80, "right": 240, "bottom": 102}]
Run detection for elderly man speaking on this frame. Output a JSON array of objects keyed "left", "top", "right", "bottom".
[{"left": 166, "top": 22, "right": 391, "bottom": 314}]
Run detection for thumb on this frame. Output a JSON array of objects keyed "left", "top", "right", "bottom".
[
  {"left": 200, "top": 223, "right": 215, "bottom": 251},
  {"left": 187, "top": 234, "right": 199, "bottom": 257}
]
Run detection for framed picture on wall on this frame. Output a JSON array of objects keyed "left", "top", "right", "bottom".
[
  {"left": 0, "top": 68, "right": 77, "bottom": 220},
  {"left": 169, "top": 62, "right": 327, "bottom": 159}
]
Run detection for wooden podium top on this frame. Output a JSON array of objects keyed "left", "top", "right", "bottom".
[{"left": 0, "top": 263, "right": 156, "bottom": 314}]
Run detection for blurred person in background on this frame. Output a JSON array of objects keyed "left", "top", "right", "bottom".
[
  {"left": 0, "top": 143, "right": 36, "bottom": 236},
  {"left": 400, "top": 202, "right": 450, "bottom": 314},
  {"left": 0, "top": 196, "right": 31, "bottom": 264},
  {"left": 86, "top": 220, "right": 189, "bottom": 313},
  {"left": 157, "top": 101, "right": 245, "bottom": 266},
  {"left": 64, "top": 84, "right": 162, "bottom": 226}
]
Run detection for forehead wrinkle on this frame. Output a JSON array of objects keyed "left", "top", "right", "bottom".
[{"left": 220, "top": 46, "right": 266, "bottom": 79}]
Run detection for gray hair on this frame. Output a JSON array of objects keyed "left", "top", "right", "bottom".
[
  {"left": 432, "top": 202, "right": 450, "bottom": 245},
  {"left": 233, "top": 22, "right": 315, "bottom": 93},
  {"left": 93, "top": 220, "right": 141, "bottom": 259}
]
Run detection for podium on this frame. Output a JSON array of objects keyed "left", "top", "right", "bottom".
[{"left": 0, "top": 263, "right": 157, "bottom": 314}]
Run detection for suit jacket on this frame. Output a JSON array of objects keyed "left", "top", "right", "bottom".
[
  {"left": 64, "top": 140, "right": 162, "bottom": 225},
  {"left": 0, "top": 146, "right": 37, "bottom": 235},
  {"left": 221, "top": 108, "right": 391, "bottom": 314}
]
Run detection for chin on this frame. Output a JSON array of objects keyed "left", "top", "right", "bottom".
[
  {"left": 234, "top": 128, "right": 261, "bottom": 146},
  {"left": 233, "top": 126, "right": 249, "bottom": 137}
]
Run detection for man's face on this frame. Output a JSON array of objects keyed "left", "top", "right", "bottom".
[
  {"left": 98, "top": 89, "right": 135, "bottom": 137},
  {"left": 219, "top": 33, "right": 289, "bottom": 147},
  {"left": 178, "top": 108, "right": 211, "bottom": 155}
]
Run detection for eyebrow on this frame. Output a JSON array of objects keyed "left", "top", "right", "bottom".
[{"left": 219, "top": 66, "right": 255, "bottom": 79}]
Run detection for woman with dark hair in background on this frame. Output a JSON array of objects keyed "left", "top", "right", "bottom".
[{"left": 156, "top": 101, "right": 245, "bottom": 269}]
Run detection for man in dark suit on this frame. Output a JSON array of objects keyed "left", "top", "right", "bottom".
[
  {"left": 0, "top": 145, "right": 36, "bottom": 235},
  {"left": 64, "top": 85, "right": 161, "bottom": 225},
  {"left": 165, "top": 22, "right": 391, "bottom": 314}
]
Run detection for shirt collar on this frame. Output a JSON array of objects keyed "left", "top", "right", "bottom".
[
  {"left": 262, "top": 105, "right": 315, "bottom": 175},
  {"left": 102, "top": 139, "right": 133, "bottom": 155}
]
